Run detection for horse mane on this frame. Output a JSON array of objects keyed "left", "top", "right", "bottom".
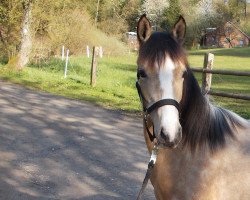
[{"left": 180, "top": 67, "right": 245, "bottom": 153}]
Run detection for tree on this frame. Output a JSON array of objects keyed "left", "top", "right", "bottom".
[
  {"left": 181, "top": 0, "right": 223, "bottom": 48},
  {"left": 16, "top": 0, "right": 33, "bottom": 70},
  {"left": 141, "top": 0, "right": 169, "bottom": 30},
  {"left": 161, "top": 0, "right": 182, "bottom": 30},
  {"left": 122, "top": 0, "right": 142, "bottom": 31},
  {"left": 215, "top": 0, "right": 246, "bottom": 22},
  {"left": 0, "top": 0, "right": 22, "bottom": 61},
  {"left": 97, "top": 0, "right": 129, "bottom": 38}
]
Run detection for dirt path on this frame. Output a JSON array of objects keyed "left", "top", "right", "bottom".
[{"left": 0, "top": 80, "right": 155, "bottom": 200}]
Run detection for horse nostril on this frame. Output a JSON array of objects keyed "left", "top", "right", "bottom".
[
  {"left": 160, "top": 129, "right": 170, "bottom": 142},
  {"left": 159, "top": 127, "right": 182, "bottom": 148}
]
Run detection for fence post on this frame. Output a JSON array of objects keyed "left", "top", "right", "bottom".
[
  {"left": 90, "top": 46, "right": 98, "bottom": 86},
  {"left": 64, "top": 49, "right": 69, "bottom": 78},
  {"left": 86, "top": 45, "right": 90, "bottom": 58},
  {"left": 99, "top": 46, "right": 103, "bottom": 58},
  {"left": 61, "top": 45, "right": 65, "bottom": 60},
  {"left": 202, "top": 52, "right": 214, "bottom": 95}
]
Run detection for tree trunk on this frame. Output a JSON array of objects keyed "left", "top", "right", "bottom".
[
  {"left": 16, "top": 0, "right": 32, "bottom": 70},
  {"left": 0, "top": 28, "right": 6, "bottom": 45},
  {"left": 244, "top": 0, "right": 247, "bottom": 17}
]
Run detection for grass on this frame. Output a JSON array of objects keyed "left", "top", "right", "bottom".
[
  {"left": 188, "top": 48, "right": 250, "bottom": 118},
  {"left": 0, "top": 47, "right": 249, "bottom": 119},
  {"left": 0, "top": 56, "right": 140, "bottom": 112}
]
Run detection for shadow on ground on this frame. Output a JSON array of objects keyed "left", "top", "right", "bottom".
[{"left": 0, "top": 80, "right": 155, "bottom": 200}]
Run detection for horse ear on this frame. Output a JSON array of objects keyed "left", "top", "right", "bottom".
[
  {"left": 137, "top": 14, "right": 152, "bottom": 45},
  {"left": 172, "top": 16, "right": 186, "bottom": 45}
]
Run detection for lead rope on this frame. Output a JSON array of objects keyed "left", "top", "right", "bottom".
[{"left": 136, "top": 145, "right": 159, "bottom": 200}]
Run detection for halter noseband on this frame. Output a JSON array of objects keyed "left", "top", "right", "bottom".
[{"left": 136, "top": 81, "right": 180, "bottom": 142}]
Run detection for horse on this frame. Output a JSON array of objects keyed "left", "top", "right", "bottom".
[{"left": 136, "top": 14, "right": 250, "bottom": 200}]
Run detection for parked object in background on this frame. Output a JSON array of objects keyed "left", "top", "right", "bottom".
[{"left": 126, "top": 32, "right": 139, "bottom": 51}]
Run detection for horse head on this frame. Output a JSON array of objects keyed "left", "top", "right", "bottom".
[{"left": 136, "top": 15, "right": 187, "bottom": 148}]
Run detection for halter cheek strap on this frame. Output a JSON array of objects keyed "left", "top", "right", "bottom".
[
  {"left": 136, "top": 81, "right": 147, "bottom": 112},
  {"left": 136, "top": 81, "right": 180, "bottom": 142},
  {"left": 136, "top": 81, "right": 180, "bottom": 200}
]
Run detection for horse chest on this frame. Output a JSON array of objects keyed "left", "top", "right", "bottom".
[{"left": 151, "top": 145, "right": 250, "bottom": 200}]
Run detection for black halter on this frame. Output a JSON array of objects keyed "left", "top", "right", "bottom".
[{"left": 136, "top": 81, "right": 180, "bottom": 142}]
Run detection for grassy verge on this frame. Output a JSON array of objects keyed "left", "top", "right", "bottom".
[
  {"left": 0, "top": 56, "right": 140, "bottom": 112},
  {"left": 0, "top": 47, "right": 249, "bottom": 118}
]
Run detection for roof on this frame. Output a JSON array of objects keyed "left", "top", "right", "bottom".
[
  {"left": 227, "top": 21, "right": 250, "bottom": 40},
  {"left": 204, "top": 22, "right": 250, "bottom": 40}
]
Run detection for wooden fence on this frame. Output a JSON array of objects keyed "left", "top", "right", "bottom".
[{"left": 191, "top": 53, "right": 250, "bottom": 101}]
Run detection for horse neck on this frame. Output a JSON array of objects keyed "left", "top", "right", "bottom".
[{"left": 180, "top": 69, "right": 245, "bottom": 153}]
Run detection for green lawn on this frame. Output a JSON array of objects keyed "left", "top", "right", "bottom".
[
  {"left": 0, "top": 47, "right": 249, "bottom": 118},
  {"left": 189, "top": 48, "right": 250, "bottom": 118}
]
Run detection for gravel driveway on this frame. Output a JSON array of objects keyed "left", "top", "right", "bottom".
[{"left": 0, "top": 80, "right": 155, "bottom": 200}]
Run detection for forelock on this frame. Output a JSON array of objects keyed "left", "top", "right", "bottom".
[{"left": 138, "top": 32, "right": 187, "bottom": 68}]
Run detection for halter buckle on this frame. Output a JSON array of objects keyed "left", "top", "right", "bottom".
[{"left": 149, "top": 145, "right": 159, "bottom": 164}]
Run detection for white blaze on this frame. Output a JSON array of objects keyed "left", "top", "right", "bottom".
[{"left": 158, "top": 56, "right": 180, "bottom": 142}]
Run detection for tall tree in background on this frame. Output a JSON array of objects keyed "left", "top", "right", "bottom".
[
  {"left": 161, "top": 0, "right": 182, "bottom": 30},
  {"left": 141, "top": 0, "right": 169, "bottom": 30},
  {"left": 16, "top": 0, "right": 33, "bottom": 70},
  {"left": 97, "top": 0, "right": 129, "bottom": 38},
  {"left": 0, "top": 0, "right": 22, "bottom": 61},
  {"left": 123, "top": 0, "right": 142, "bottom": 31},
  {"left": 0, "top": 0, "right": 248, "bottom": 61},
  {"left": 215, "top": 0, "right": 246, "bottom": 22}
]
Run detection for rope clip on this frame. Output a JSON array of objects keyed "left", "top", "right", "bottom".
[{"left": 149, "top": 145, "right": 158, "bottom": 164}]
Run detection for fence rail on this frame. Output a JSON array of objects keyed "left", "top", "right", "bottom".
[
  {"left": 208, "top": 91, "right": 250, "bottom": 101},
  {"left": 191, "top": 53, "right": 250, "bottom": 101},
  {"left": 192, "top": 68, "right": 250, "bottom": 77}
]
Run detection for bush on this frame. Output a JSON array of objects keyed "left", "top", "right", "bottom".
[{"left": 32, "top": 9, "right": 128, "bottom": 61}]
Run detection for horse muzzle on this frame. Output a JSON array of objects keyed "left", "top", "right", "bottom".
[{"left": 157, "top": 127, "right": 182, "bottom": 148}]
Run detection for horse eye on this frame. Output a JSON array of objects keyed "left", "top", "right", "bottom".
[{"left": 137, "top": 69, "right": 147, "bottom": 79}]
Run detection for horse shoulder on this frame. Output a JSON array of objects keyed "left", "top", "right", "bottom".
[
  {"left": 152, "top": 133, "right": 250, "bottom": 200},
  {"left": 207, "top": 128, "right": 250, "bottom": 200}
]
